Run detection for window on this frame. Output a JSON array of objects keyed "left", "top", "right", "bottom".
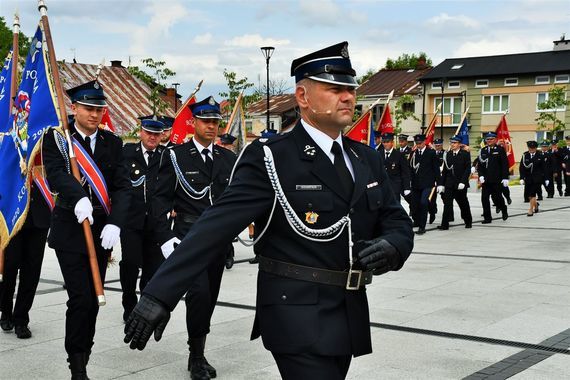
[
  {"left": 536, "top": 130, "right": 564, "bottom": 142},
  {"left": 448, "top": 80, "right": 460, "bottom": 89},
  {"left": 451, "top": 64, "right": 463, "bottom": 70},
  {"left": 245, "top": 121, "right": 252, "bottom": 133},
  {"left": 554, "top": 74, "right": 569, "bottom": 83},
  {"left": 482, "top": 95, "right": 509, "bottom": 113},
  {"left": 536, "top": 92, "right": 567, "bottom": 112},
  {"left": 535, "top": 76, "right": 550, "bottom": 84},
  {"left": 432, "top": 81, "right": 443, "bottom": 89},
  {"left": 504, "top": 78, "right": 518, "bottom": 86},
  {"left": 402, "top": 102, "right": 415, "bottom": 113},
  {"left": 475, "top": 79, "right": 489, "bottom": 88},
  {"left": 435, "top": 97, "right": 462, "bottom": 124}
]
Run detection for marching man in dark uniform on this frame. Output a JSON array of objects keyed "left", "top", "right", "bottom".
[
  {"left": 381, "top": 132, "right": 411, "bottom": 203},
  {"left": 437, "top": 135, "right": 472, "bottom": 230},
  {"left": 0, "top": 183, "right": 51, "bottom": 338},
  {"left": 42, "top": 80, "right": 131, "bottom": 379},
  {"left": 519, "top": 141, "right": 546, "bottom": 216},
  {"left": 119, "top": 117, "right": 166, "bottom": 322},
  {"left": 410, "top": 134, "right": 441, "bottom": 235},
  {"left": 550, "top": 139, "right": 564, "bottom": 196},
  {"left": 477, "top": 132, "right": 509, "bottom": 223},
  {"left": 151, "top": 96, "right": 237, "bottom": 379},
  {"left": 429, "top": 138, "right": 444, "bottom": 223},
  {"left": 159, "top": 116, "right": 175, "bottom": 147},
  {"left": 563, "top": 136, "right": 570, "bottom": 196},
  {"left": 540, "top": 141, "right": 554, "bottom": 198},
  {"left": 398, "top": 134, "right": 412, "bottom": 160},
  {"left": 124, "top": 41, "right": 414, "bottom": 380}
]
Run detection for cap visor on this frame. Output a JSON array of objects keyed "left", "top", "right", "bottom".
[
  {"left": 76, "top": 99, "right": 107, "bottom": 107},
  {"left": 308, "top": 73, "right": 358, "bottom": 87}
]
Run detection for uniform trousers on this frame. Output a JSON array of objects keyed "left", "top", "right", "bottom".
[
  {"left": 174, "top": 220, "right": 227, "bottom": 338},
  {"left": 119, "top": 228, "right": 163, "bottom": 313},
  {"left": 411, "top": 187, "right": 432, "bottom": 229},
  {"left": 441, "top": 188, "right": 472, "bottom": 227},
  {"left": 272, "top": 352, "right": 352, "bottom": 380},
  {"left": 481, "top": 183, "right": 505, "bottom": 221},
  {"left": 387, "top": 179, "right": 402, "bottom": 203},
  {"left": 553, "top": 170, "right": 563, "bottom": 194},
  {"left": 0, "top": 226, "right": 48, "bottom": 327},
  {"left": 56, "top": 247, "right": 108, "bottom": 354},
  {"left": 565, "top": 172, "right": 570, "bottom": 195}
]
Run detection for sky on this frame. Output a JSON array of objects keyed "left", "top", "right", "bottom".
[{"left": 1, "top": 0, "right": 569, "bottom": 100}]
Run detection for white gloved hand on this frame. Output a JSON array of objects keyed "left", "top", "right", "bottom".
[
  {"left": 74, "top": 196, "right": 93, "bottom": 225},
  {"left": 545, "top": 180, "right": 550, "bottom": 187},
  {"left": 470, "top": 167, "right": 476, "bottom": 174},
  {"left": 458, "top": 183, "right": 466, "bottom": 190},
  {"left": 161, "top": 237, "right": 181, "bottom": 259},
  {"left": 519, "top": 179, "right": 525, "bottom": 185},
  {"left": 501, "top": 179, "right": 509, "bottom": 187},
  {"left": 100, "top": 224, "right": 121, "bottom": 250},
  {"left": 403, "top": 189, "right": 411, "bottom": 196},
  {"left": 479, "top": 176, "right": 485, "bottom": 184},
  {"left": 437, "top": 186, "right": 445, "bottom": 194}
]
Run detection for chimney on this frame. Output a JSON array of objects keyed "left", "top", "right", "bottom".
[
  {"left": 553, "top": 34, "right": 570, "bottom": 51},
  {"left": 416, "top": 56, "right": 427, "bottom": 69},
  {"left": 110, "top": 60, "right": 123, "bottom": 68},
  {"left": 166, "top": 88, "right": 176, "bottom": 98}
]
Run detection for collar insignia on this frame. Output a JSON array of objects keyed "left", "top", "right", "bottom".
[{"left": 304, "top": 145, "right": 316, "bottom": 156}]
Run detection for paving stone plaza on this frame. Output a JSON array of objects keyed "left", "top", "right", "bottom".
[{"left": 1, "top": 185, "right": 569, "bottom": 379}]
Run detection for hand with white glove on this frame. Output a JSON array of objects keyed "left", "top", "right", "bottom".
[
  {"left": 470, "top": 167, "right": 476, "bottom": 175},
  {"left": 479, "top": 176, "right": 485, "bottom": 184},
  {"left": 458, "top": 183, "right": 466, "bottom": 190},
  {"left": 519, "top": 179, "right": 525, "bottom": 185},
  {"left": 74, "top": 197, "right": 93, "bottom": 225},
  {"left": 545, "top": 180, "right": 550, "bottom": 187},
  {"left": 403, "top": 189, "right": 411, "bottom": 196},
  {"left": 437, "top": 186, "right": 445, "bottom": 194},
  {"left": 161, "top": 237, "right": 181, "bottom": 259},
  {"left": 501, "top": 179, "right": 509, "bottom": 187},
  {"left": 100, "top": 224, "right": 121, "bottom": 250}
]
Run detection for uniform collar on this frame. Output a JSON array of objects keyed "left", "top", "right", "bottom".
[
  {"left": 300, "top": 119, "right": 344, "bottom": 163},
  {"left": 192, "top": 138, "right": 213, "bottom": 156}
]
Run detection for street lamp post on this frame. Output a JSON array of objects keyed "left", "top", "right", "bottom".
[
  {"left": 172, "top": 82, "right": 180, "bottom": 113},
  {"left": 260, "top": 46, "right": 275, "bottom": 132},
  {"left": 440, "top": 78, "right": 445, "bottom": 141}
]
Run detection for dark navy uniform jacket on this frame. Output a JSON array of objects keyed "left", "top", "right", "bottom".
[
  {"left": 441, "top": 150, "right": 471, "bottom": 188},
  {"left": 519, "top": 152, "right": 545, "bottom": 184},
  {"left": 410, "top": 147, "right": 441, "bottom": 190},
  {"left": 383, "top": 148, "right": 411, "bottom": 192},
  {"left": 477, "top": 145, "right": 509, "bottom": 183},
  {"left": 143, "top": 122, "right": 414, "bottom": 357}
]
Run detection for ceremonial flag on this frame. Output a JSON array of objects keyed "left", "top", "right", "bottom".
[
  {"left": 495, "top": 114, "right": 515, "bottom": 169},
  {"left": 345, "top": 111, "right": 372, "bottom": 145},
  {"left": 170, "top": 80, "right": 203, "bottom": 144},
  {"left": 454, "top": 107, "right": 470, "bottom": 146},
  {"left": 100, "top": 109, "right": 114, "bottom": 132},
  {"left": 424, "top": 103, "right": 442, "bottom": 146},
  {"left": 224, "top": 92, "right": 247, "bottom": 153},
  {"left": 0, "top": 50, "right": 14, "bottom": 133},
  {"left": 376, "top": 90, "right": 394, "bottom": 134},
  {"left": 0, "top": 24, "right": 61, "bottom": 249}
]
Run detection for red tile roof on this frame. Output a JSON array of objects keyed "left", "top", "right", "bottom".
[
  {"left": 247, "top": 94, "right": 297, "bottom": 115},
  {"left": 357, "top": 67, "right": 433, "bottom": 97}
]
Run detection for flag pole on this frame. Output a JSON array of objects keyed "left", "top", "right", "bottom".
[
  {"left": 344, "top": 96, "right": 384, "bottom": 137},
  {"left": 223, "top": 91, "right": 243, "bottom": 135},
  {"left": 0, "top": 13, "right": 20, "bottom": 283},
  {"left": 175, "top": 79, "right": 203, "bottom": 118},
  {"left": 454, "top": 105, "right": 470, "bottom": 136},
  {"left": 38, "top": 0, "right": 106, "bottom": 306},
  {"left": 375, "top": 89, "right": 394, "bottom": 132}
]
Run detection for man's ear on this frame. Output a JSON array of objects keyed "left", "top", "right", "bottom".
[{"left": 296, "top": 85, "right": 309, "bottom": 109}]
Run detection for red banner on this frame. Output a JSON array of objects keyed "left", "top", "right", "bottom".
[
  {"left": 345, "top": 111, "right": 371, "bottom": 144},
  {"left": 377, "top": 103, "right": 394, "bottom": 134},
  {"left": 495, "top": 114, "right": 515, "bottom": 169},
  {"left": 170, "top": 96, "right": 197, "bottom": 144},
  {"left": 100, "top": 110, "right": 114, "bottom": 132}
]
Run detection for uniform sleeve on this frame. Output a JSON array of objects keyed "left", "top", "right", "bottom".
[
  {"left": 519, "top": 155, "right": 527, "bottom": 180},
  {"left": 459, "top": 154, "right": 471, "bottom": 185},
  {"left": 143, "top": 142, "right": 276, "bottom": 309},
  {"left": 500, "top": 147, "right": 509, "bottom": 179},
  {"left": 42, "top": 128, "right": 87, "bottom": 206},
  {"left": 106, "top": 137, "right": 132, "bottom": 228},
  {"left": 432, "top": 151, "right": 442, "bottom": 185},
  {"left": 400, "top": 153, "right": 411, "bottom": 190},
  {"left": 151, "top": 149, "right": 178, "bottom": 245}
]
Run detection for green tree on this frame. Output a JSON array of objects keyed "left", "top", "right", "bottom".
[
  {"left": 357, "top": 68, "right": 376, "bottom": 85},
  {"left": 0, "top": 16, "right": 31, "bottom": 69},
  {"left": 535, "top": 85, "right": 570, "bottom": 134},
  {"left": 219, "top": 69, "right": 261, "bottom": 111},
  {"left": 385, "top": 52, "right": 432, "bottom": 70},
  {"left": 128, "top": 58, "right": 176, "bottom": 116},
  {"left": 394, "top": 94, "right": 420, "bottom": 134}
]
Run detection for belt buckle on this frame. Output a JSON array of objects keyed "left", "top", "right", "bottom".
[{"left": 346, "top": 268, "right": 363, "bottom": 290}]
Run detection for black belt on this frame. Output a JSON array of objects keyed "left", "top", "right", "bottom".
[
  {"left": 55, "top": 199, "right": 106, "bottom": 214},
  {"left": 175, "top": 213, "right": 199, "bottom": 224},
  {"left": 258, "top": 256, "right": 373, "bottom": 290}
]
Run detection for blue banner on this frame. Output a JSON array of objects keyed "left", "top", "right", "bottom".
[
  {"left": 457, "top": 117, "right": 469, "bottom": 146},
  {"left": 0, "top": 24, "right": 61, "bottom": 248},
  {"left": 0, "top": 50, "right": 13, "bottom": 133}
]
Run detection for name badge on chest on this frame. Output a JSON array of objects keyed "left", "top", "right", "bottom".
[{"left": 295, "top": 185, "right": 322, "bottom": 191}]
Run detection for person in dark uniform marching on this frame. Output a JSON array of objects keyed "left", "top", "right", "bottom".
[
  {"left": 477, "top": 132, "right": 509, "bottom": 223},
  {"left": 550, "top": 139, "right": 564, "bottom": 196},
  {"left": 437, "top": 135, "right": 473, "bottom": 230},
  {"left": 519, "top": 141, "right": 546, "bottom": 216},
  {"left": 540, "top": 141, "right": 554, "bottom": 198},
  {"left": 380, "top": 132, "right": 411, "bottom": 203},
  {"left": 151, "top": 96, "right": 237, "bottom": 379},
  {"left": 124, "top": 41, "right": 414, "bottom": 380},
  {"left": 42, "top": 80, "right": 131, "bottom": 379},
  {"left": 218, "top": 133, "right": 238, "bottom": 270},
  {"left": 410, "top": 134, "right": 441, "bottom": 235},
  {"left": 159, "top": 116, "right": 176, "bottom": 148},
  {"left": 563, "top": 136, "right": 570, "bottom": 196},
  {"left": 398, "top": 134, "right": 412, "bottom": 160},
  {"left": 0, "top": 183, "right": 51, "bottom": 338},
  {"left": 119, "top": 117, "right": 166, "bottom": 322},
  {"left": 429, "top": 138, "right": 444, "bottom": 223}
]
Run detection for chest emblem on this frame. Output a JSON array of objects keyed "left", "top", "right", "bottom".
[{"left": 305, "top": 211, "right": 319, "bottom": 224}]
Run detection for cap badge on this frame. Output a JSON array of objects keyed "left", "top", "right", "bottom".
[
  {"left": 94, "top": 82, "right": 100, "bottom": 89},
  {"left": 208, "top": 97, "right": 215, "bottom": 106},
  {"left": 305, "top": 211, "right": 319, "bottom": 224},
  {"left": 341, "top": 44, "right": 349, "bottom": 58}
]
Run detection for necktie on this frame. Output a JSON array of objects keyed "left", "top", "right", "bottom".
[
  {"left": 202, "top": 148, "right": 213, "bottom": 176},
  {"left": 331, "top": 141, "right": 353, "bottom": 197},
  {"left": 146, "top": 150, "right": 155, "bottom": 164},
  {"left": 84, "top": 136, "right": 93, "bottom": 154},
  {"left": 417, "top": 150, "right": 422, "bottom": 159},
  {"left": 385, "top": 151, "right": 390, "bottom": 160}
]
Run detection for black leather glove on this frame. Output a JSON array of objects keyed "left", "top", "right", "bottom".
[
  {"left": 356, "top": 238, "right": 401, "bottom": 275},
  {"left": 124, "top": 294, "right": 171, "bottom": 350}
]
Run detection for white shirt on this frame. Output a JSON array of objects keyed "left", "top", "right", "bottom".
[
  {"left": 141, "top": 143, "right": 156, "bottom": 165},
  {"left": 417, "top": 147, "right": 426, "bottom": 155},
  {"left": 192, "top": 138, "right": 213, "bottom": 163},
  {"left": 75, "top": 128, "right": 97, "bottom": 153},
  {"left": 385, "top": 148, "right": 393, "bottom": 158},
  {"left": 300, "top": 119, "right": 355, "bottom": 179}
]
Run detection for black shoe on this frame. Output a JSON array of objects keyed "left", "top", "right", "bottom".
[
  {"left": 527, "top": 212, "right": 534, "bottom": 217},
  {"left": 68, "top": 353, "right": 89, "bottom": 380},
  {"left": 416, "top": 228, "right": 426, "bottom": 235},
  {"left": 547, "top": 195, "right": 553, "bottom": 198},
  {"left": 465, "top": 222, "right": 472, "bottom": 229},
  {"left": 225, "top": 257, "right": 234, "bottom": 270},
  {"left": 15, "top": 325, "right": 32, "bottom": 339},
  {"left": 189, "top": 358, "right": 210, "bottom": 380},
  {"left": 0, "top": 315, "right": 14, "bottom": 331},
  {"left": 437, "top": 225, "right": 449, "bottom": 230},
  {"left": 203, "top": 358, "right": 217, "bottom": 378},
  {"left": 501, "top": 207, "right": 508, "bottom": 221},
  {"left": 449, "top": 217, "right": 455, "bottom": 222},
  {"left": 482, "top": 219, "right": 492, "bottom": 224},
  {"left": 506, "top": 197, "right": 512, "bottom": 205},
  {"left": 429, "top": 214, "right": 436, "bottom": 224},
  {"left": 495, "top": 207, "right": 500, "bottom": 214},
  {"left": 559, "top": 190, "right": 563, "bottom": 196}
]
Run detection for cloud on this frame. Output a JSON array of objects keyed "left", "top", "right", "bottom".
[
  {"left": 224, "top": 34, "right": 290, "bottom": 48},
  {"left": 453, "top": 36, "right": 552, "bottom": 58},
  {"left": 427, "top": 13, "right": 480, "bottom": 29},
  {"left": 193, "top": 33, "right": 213, "bottom": 45},
  {"left": 298, "top": 0, "right": 366, "bottom": 27}
]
